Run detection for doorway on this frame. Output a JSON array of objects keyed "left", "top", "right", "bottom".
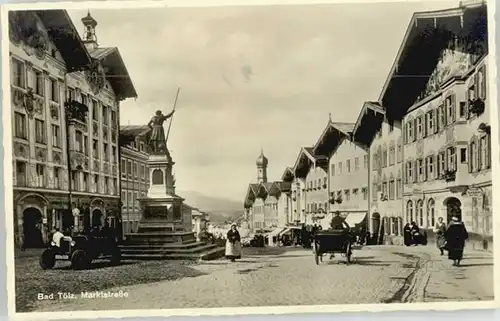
[
  {"left": 92, "top": 209, "right": 103, "bottom": 228},
  {"left": 22, "top": 207, "right": 44, "bottom": 248},
  {"left": 445, "top": 197, "right": 462, "bottom": 223}
]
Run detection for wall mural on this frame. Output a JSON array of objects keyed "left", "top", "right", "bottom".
[
  {"left": 9, "top": 11, "right": 48, "bottom": 60},
  {"left": 85, "top": 59, "right": 106, "bottom": 95},
  {"left": 418, "top": 35, "right": 487, "bottom": 102}
]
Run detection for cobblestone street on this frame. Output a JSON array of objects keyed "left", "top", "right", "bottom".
[{"left": 31, "top": 245, "right": 493, "bottom": 312}]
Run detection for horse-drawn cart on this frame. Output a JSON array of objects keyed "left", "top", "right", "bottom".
[{"left": 313, "top": 229, "right": 355, "bottom": 265}]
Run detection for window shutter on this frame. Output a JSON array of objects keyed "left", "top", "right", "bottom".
[
  {"left": 413, "top": 161, "right": 417, "bottom": 183},
  {"left": 433, "top": 154, "right": 438, "bottom": 179},
  {"left": 474, "top": 71, "right": 479, "bottom": 100},
  {"left": 487, "top": 134, "right": 491, "bottom": 168},
  {"left": 476, "top": 141, "right": 481, "bottom": 172},
  {"left": 480, "top": 65, "right": 487, "bottom": 100},
  {"left": 403, "top": 123, "right": 407, "bottom": 144},
  {"left": 422, "top": 115, "right": 427, "bottom": 138},
  {"left": 433, "top": 109, "right": 438, "bottom": 133},
  {"left": 478, "top": 138, "right": 483, "bottom": 171},
  {"left": 451, "top": 94, "right": 456, "bottom": 122},
  {"left": 469, "top": 144, "right": 473, "bottom": 173},
  {"left": 413, "top": 119, "right": 417, "bottom": 142}
]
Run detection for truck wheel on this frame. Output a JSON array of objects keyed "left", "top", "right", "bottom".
[
  {"left": 71, "top": 250, "right": 90, "bottom": 270},
  {"left": 39, "top": 249, "right": 55, "bottom": 270}
]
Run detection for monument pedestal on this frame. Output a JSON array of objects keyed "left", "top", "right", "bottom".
[{"left": 121, "top": 153, "right": 224, "bottom": 260}]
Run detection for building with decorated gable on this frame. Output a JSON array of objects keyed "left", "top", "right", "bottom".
[
  {"left": 292, "top": 147, "right": 329, "bottom": 225},
  {"left": 10, "top": 10, "right": 137, "bottom": 248},
  {"left": 376, "top": 2, "right": 491, "bottom": 249},
  {"left": 119, "top": 125, "right": 150, "bottom": 234},
  {"left": 353, "top": 101, "right": 404, "bottom": 245},
  {"left": 312, "top": 120, "right": 369, "bottom": 230},
  {"left": 244, "top": 150, "right": 291, "bottom": 234}
]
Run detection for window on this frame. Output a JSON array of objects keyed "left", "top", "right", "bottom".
[
  {"left": 34, "top": 70, "right": 44, "bottom": 96},
  {"left": 338, "top": 162, "right": 342, "bottom": 175},
  {"left": 139, "top": 142, "right": 145, "bottom": 152},
  {"left": 82, "top": 173, "right": 88, "bottom": 192},
  {"left": 112, "top": 146, "right": 116, "bottom": 163},
  {"left": 68, "top": 88, "right": 75, "bottom": 101},
  {"left": 35, "top": 164, "right": 45, "bottom": 187},
  {"left": 426, "top": 155, "right": 434, "bottom": 179},
  {"left": 52, "top": 125, "right": 61, "bottom": 148},
  {"left": 74, "top": 131, "right": 83, "bottom": 152},
  {"left": 127, "top": 160, "right": 132, "bottom": 176},
  {"left": 113, "top": 178, "right": 118, "bottom": 195},
  {"left": 362, "top": 187, "right": 368, "bottom": 200},
  {"left": 459, "top": 102, "right": 467, "bottom": 118},
  {"left": 111, "top": 110, "right": 117, "bottom": 128},
  {"left": 389, "top": 144, "right": 395, "bottom": 165},
  {"left": 364, "top": 155, "right": 368, "bottom": 169},
  {"left": 416, "top": 117, "right": 423, "bottom": 139},
  {"left": 426, "top": 111, "right": 434, "bottom": 134},
  {"left": 331, "top": 164, "right": 335, "bottom": 176},
  {"left": 16, "top": 161, "right": 27, "bottom": 186},
  {"left": 477, "top": 65, "right": 487, "bottom": 100},
  {"left": 83, "top": 136, "right": 88, "bottom": 155},
  {"left": 382, "top": 146, "right": 388, "bottom": 167},
  {"left": 352, "top": 157, "right": 358, "bottom": 171},
  {"left": 346, "top": 159, "right": 351, "bottom": 173},
  {"left": 92, "top": 139, "right": 99, "bottom": 158},
  {"left": 71, "top": 171, "right": 79, "bottom": 190},
  {"left": 417, "top": 158, "right": 424, "bottom": 182},
  {"left": 121, "top": 159, "right": 126, "bottom": 178},
  {"left": 438, "top": 104, "right": 446, "bottom": 130},
  {"left": 121, "top": 191, "right": 127, "bottom": 209},
  {"left": 54, "top": 167, "right": 61, "bottom": 189},
  {"left": 102, "top": 106, "right": 108, "bottom": 125},
  {"left": 446, "top": 95, "right": 456, "bottom": 124},
  {"left": 49, "top": 78, "right": 59, "bottom": 102},
  {"left": 389, "top": 179, "right": 395, "bottom": 200},
  {"left": 372, "top": 182, "right": 378, "bottom": 201},
  {"left": 94, "top": 175, "right": 100, "bottom": 192},
  {"left": 406, "top": 161, "right": 413, "bottom": 183},
  {"left": 92, "top": 100, "right": 99, "bottom": 121},
  {"left": 103, "top": 143, "right": 109, "bottom": 161},
  {"left": 11, "top": 58, "right": 25, "bottom": 88},
  {"left": 14, "top": 112, "right": 27, "bottom": 139},
  {"left": 397, "top": 178, "right": 402, "bottom": 199},
  {"left": 35, "top": 119, "right": 46, "bottom": 144},
  {"left": 469, "top": 140, "right": 478, "bottom": 172},
  {"left": 134, "top": 191, "right": 139, "bottom": 209},
  {"left": 479, "top": 136, "right": 488, "bottom": 170},
  {"left": 397, "top": 139, "right": 403, "bottom": 163},
  {"left": 323, "top": 177, "right": 327, "bottom": 187},
  {"left": 406, "top": 201, "right": 414, "bottom": 224},
  {"left": 104, "top": 177, "right": 109, "bottom": 194},
  {"left": 128, "top": 191, "right": 133, "bottom": 208},
  {"left": 135, "top": 163, "right": 140, "bottom": 178},
  {"left": 427, "top": 199, "right": 435, "bottom": 228},
  {"left": 416, "top": 200, "right": 424, "bottom": 227},
  {"left": 460, "top": 148, "right": 467, "bottom": 163},
  {"left": 406, "top": 121, "right": 414, "bottom": 142},
  {"left": 438, "top": 151, "right": 446, "bottom": 176},
  {"left": 447, "top": 147, "right": 456, "bottom": 172}
]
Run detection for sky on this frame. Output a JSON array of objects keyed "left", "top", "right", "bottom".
[{"left": 67, "top": 0, "right": 460, "bottom": 202}]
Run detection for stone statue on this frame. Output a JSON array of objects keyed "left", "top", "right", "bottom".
[{"left": 147, "top": 109, "right": 175, "bottom": 155}]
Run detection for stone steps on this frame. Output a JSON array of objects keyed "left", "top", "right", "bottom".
[
  {"left": 121, "top": 247, "right": 225, "bottom": 261},
  {"left": 120, "top": 243, "right": 218, "bottom": 255}
]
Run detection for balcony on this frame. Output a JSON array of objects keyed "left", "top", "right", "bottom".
[
  {"left": 440, "top": 169, "right": 456, "bottom": 182},
  {"left": 65, "top": 100, "right": 88, "bottom": 123},
  {"left": 69, "top": 150, "right": 87, "bottom": 171}
]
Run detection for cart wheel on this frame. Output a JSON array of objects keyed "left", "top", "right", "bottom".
[{"left": 346, "top": 243, "right": 352, "bottom": 265}]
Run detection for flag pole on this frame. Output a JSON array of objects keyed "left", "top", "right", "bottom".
[{"left": 165, "top": 87, "right": 180, "bottom": 143}]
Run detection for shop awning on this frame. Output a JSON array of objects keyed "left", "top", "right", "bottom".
[
  {"left": 280, "top": 226, "right": 301, "bottom": 235},
  {"left": 345, "top": 212, "right": 367, "bottom": 227},
  {"left": 269, "top": 227, "right": 286, "bottom": 237}
]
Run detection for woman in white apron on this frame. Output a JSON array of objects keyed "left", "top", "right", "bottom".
[{"left": 225, "top": 224, "right": 242, "bottom": 262}]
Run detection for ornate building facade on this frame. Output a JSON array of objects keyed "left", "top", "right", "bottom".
[
  {"left": 10, "top": 10, "right": 137, "bottom": 248},
  {"left": 119, "top": 125, "right": 150, "bottom": 234}
]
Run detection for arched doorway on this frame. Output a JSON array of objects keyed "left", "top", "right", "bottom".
[
  {"left": 22, "top": 207, "right": 44, "bottom": 248},
  {"left": 92, "top": 209, "right": 103, "bottom": 228},
  {"left": 445, "top": 197, "right": 462, "bottom": 223}
]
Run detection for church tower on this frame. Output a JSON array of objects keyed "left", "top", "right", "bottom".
[
  {"left": 81, "top": 11, "right": 99, "bottom": 51},
  {"left": 256, "top": 149, "right": 268, "bottom": 183}
]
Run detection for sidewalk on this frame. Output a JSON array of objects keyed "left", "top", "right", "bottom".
[{"left": 396, "top": 245, "right": 494, "bottom": 302}]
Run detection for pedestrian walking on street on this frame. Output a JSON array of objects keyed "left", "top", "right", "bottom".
[
  {"left": 409, "top": 221, "right": 420, "bottom": 246},
  {"left": 433, "top": 217, "right": 447, "bottom": 255},
  {"left": 403, "top": 223, "right": 411, "bottom": 246},
  {"left": 225, "top": 224, "right": 242, "bottom": 262},
  {"left": 444, "top": 216, "right": 469, "bottom": 266}
]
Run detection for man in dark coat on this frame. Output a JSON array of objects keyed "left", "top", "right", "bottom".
[
  {"left": 330, "top": 211, "right": 349, "bottom": 230},
  {"left": 403, "top": 223, "right": 411, "bottom": 246},
  {"left": 445, "top": 216, "right": 469, "bottom": 266}
]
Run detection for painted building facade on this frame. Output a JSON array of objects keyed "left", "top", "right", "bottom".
[
  {"left": 119, "top": 125, "right": 150, "bottom": 234},
  {"left": 378, "top": 3, "right": 491, "bottom": 249},
  {"left": 10, "top": 10, "right": 136, "bottom": 247}
]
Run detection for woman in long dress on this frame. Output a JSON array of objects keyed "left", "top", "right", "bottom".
[
  {"left": 433, "top": 217, "right": 447, "bottom": 255},
  {"left": 444, "top": 216, "right": 469, "bottom": 266},
  {"left": 403, "top": 223, "right": 411, "bottom": 246},
  {"left": 225, "top": 224, "right": 242, "bottom": 262}
]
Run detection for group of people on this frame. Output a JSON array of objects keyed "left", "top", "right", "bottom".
[
  {"left": 403, "top": 221, "right": 426, "bottom": 246},
  {"left": 434, "top": 216, "right": 469, "bottom": 266}
]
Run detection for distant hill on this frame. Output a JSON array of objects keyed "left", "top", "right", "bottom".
[{"left": 177, "top": 190, "right": 244, "bottom": 224}]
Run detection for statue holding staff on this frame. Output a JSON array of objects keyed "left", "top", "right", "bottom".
[{"left": 147, "top": 109, "right": 175, "bottom": 155}]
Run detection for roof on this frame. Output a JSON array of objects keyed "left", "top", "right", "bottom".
[
  {"left": 119, "top": 125, "right": 150, "bottom": 146},
  {"left": 292, "top": 147, "right": 325, "bottom": 179},
  {"left": 31, "top": 10, "right": 92, "bottom": 72},
  {"left": 352, "top": 101, "right": 386, "bottom": 147},
  {"left": 89, "top": 47, "right": 138, "bottom": 100},
  {"left": 378, "top": 2, "right": 487, "bottom": 120},
  {"left": 281, "top": 167, "right": 294, "bottom": 182},
  {"left": 244, "top": 183, "right": 260, "bottom": 208},
  {"left": 313, "top": 121, "right": 356, "bottom": 156}
]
